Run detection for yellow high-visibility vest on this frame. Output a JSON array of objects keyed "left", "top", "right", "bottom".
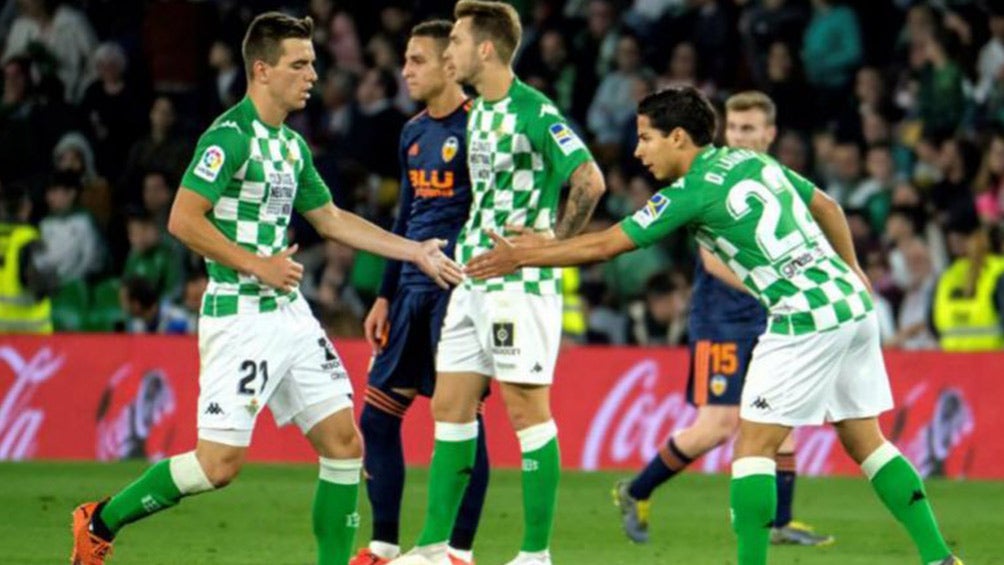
[
  {"left": 933, "top": 255, "right": 1004, "bottom": 351},
  {"left": 0, "top": 223, "right": 53, "bottom": 334}
]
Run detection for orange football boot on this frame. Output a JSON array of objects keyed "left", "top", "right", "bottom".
[{"left": 70, "top": 501, "right": 113, "bottom": 565}]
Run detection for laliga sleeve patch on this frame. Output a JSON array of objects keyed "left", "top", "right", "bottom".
[
  {"left": 548, "top": 123, "right": 585, "bottom": 156},
  {"left": 630, "top": 193, "right": 671, "bottom": 228},
  {"left": 194, "top": 145, "right": 226, "bottom": 182}
]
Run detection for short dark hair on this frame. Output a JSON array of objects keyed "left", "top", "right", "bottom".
[
  {"left": 411, "top": 19, "right": 454, "bottom": 44},
  {"left": 242, "top": 12, "right": 314, "bottom": 79},
  {"left": 645, "top": 271, "right": 678, "bottom": 298},
  {"left": 455, "top": 0, "right": 522, "bottom": 64},
  {"left": 124, "top": 276, "right": 160, "bottom": 310},
  {"left": 125, "top": 207, "right": 155, "bottom": 225},
  {"left": 638, "top": 86, "right": 717, "bottom": 146}
]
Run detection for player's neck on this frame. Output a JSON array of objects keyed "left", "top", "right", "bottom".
[
  {"left": 680, "top": 144, "right": 709, "bottom": 175},
  {"left": 475, "top": 65, "right": 514, "bottom": 102},
  {"left": 247, "top": 89, "right": 287, "bottom": 128},
  {"left": 425, "top": 86, "right": 467, "bottom": 119}
]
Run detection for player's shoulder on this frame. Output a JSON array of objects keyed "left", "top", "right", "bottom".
[{"left": 512, "top": 80, "right": 563, "bottom": 118}]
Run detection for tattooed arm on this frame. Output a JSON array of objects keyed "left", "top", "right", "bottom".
[{"left": 555, "top": 160, "right": 606, "bottom": 239}]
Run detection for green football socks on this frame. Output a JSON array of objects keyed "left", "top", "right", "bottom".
[{"left": 730, "top": 456, "right": 776, "bottom": 565}]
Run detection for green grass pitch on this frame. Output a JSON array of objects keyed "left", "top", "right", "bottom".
[{"left": 2, "top": 462, "right": 999, "bottom": 564}]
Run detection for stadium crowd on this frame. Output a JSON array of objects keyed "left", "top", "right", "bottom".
[{"left": 1, "top": 0, "right": 1003, "bottom": 350}]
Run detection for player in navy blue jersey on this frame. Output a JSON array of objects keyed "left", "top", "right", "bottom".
[
  {"left": 613, "top": 91, "right": 834, "bottom": 547},
  {"left": 350, "top": 20, "right": 487, "bottom": 565}
]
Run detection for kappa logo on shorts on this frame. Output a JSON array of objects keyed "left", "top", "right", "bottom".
[
  {"left": 492, "top": 322, "right": 514, "bottom": 348},
  {"left": 531, "top": 362, "right": 543, "bottom": 374},
  {"left": 750, "top": 396, "right": 771, "bottom": 411},
  {"left": 204, "top": 402, "right": 224, "bottom": 416}
]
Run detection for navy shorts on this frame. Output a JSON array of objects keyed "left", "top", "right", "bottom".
[
  {"left": 367, "top": 286, "right": 450, "bottom": 398},
  {"left": 686, "top": 335, "right": 759, "bottom": 407}
]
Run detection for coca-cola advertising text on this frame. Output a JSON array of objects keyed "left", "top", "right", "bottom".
[{"left": 1, "top": 336, "right": 999, "bottom": 478}]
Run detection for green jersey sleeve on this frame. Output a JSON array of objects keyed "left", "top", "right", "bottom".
[
  {"left": 530, "top": 104, "right": 593, "bottom": 182},
  {"left": 293, "top": 135, "right": 332, "bottom": 213},
  {"left": 782, "top": 166, "right": 817, "bottom": 205},
  {"left": 620, "top": 180, "right": 704, "bottom": 248},
  {"left": 180, "top": 126, "right": 249, "bottom": 203}
]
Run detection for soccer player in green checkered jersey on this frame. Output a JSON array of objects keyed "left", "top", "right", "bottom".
[
  {"left": 467, "top": 87, "right": 963, "bottom": 565},
  {"left": 391, "top": 2, "right": 606, "bottom": 565},
  {"left": 69, "top": 13, "right": 462, "bottom": 565}
]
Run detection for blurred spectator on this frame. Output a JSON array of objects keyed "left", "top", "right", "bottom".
[
  {"left": 682, "top": 0, "right": 737, "bottom": 90},
  {"left": 930, "top": 137, "right": 980, "bottom": 232},
  {"left": 140, "top": 169, "right": 175, "bottom": 233},
  {"left": 366, "top": 33, "right": 412, "bottom": 113},
  {"left": 79, "top": 41, "right": 145, "bottom": 180},
  {"left": 762, "top": 40, "right": 813, "bottom": 133},
  {"left": 327, "top": 10, "right": 364, "bottom": 74},
  {"left": 973, "top": 128, "right": 1004, "bottom": 224},
  {"left": 2, "top": 0, "right": 98, "bottom": 102},
  {"left": 206, "top": 40, "right": 245, "bottom": 114},
  {"left": 122, "top": 209, "right": 182, "bottom": 303},
  {"left": 52, "top": 131, "right": 112, "bottom": 229},
  {"left": 740, "top": 0, "right": 809, "bottom": 87},
  {"left": 603, "top": 176, "right": 671, "bottom": 303},
  {"left": 851, "top": 143, "right": 895, "bottom": 232},
  {"left": 931, "top": 227, "right": 1004, "bottom": 350},
  {"left": 889, "top": 237, "right": 939, "bottom": 350},
  {"left": 0, "top": 181, "right": 57, "bottom": 333},
  {"left": 824, "top": 141, "right": 867, "bottom": 206},
  {"left": 522, "top": 29, "right": 578, "bottom": 118},
  {"left": 655, "top": 41, "right": 714, "bottom": 97},
  {"left": 119, "top": 96, "right": 193, "bottom": 200},
  {"left": 36, "top": 170, "right": 104, "bottom": 284},
  {"left": 120, "top": 275, "right": 195, "bottom": 335},
  {"left": 773, "top": 129, "right": 812, "bottom": 176},
  {"left": 863, "top": 249, "right": 897, "bottom": 343},
  {"left": 802, "top": 0, "right": 863, "bottom": 126},
  {"left": 918, "top": 30, "right": 966, "bottom": 137},
  {"left": 627, "top": 270, "right": 690, "bottom": 346},
  {"left": 0, "top": 55, "right": 48, "bottom": 184},
  {"left": 587, "top": 34, "right": 651, "bottom": 157},
  {"left": 343, "top": 67, "right": 408, "bottom": 181},
  {"left": 572, "top": 0, "right": 621, "bottom": 115},
  {"left": 976, "top": 4, "right": 1004, "bottom": 106},
  {"left": 301, "top": 240, "right": 366, "bottom": 320}
]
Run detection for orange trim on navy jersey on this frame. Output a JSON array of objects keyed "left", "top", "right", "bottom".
[
  {"left": 693, "top": 340, "right": 710, "bottom": 406},
  {"left": 406, "top": 108, "right": 430, "bottom": 124}
]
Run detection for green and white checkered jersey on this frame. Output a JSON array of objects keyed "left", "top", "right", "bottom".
[
  {"left": 621, "top": 146, "right": 873, "bottom": 336},
  {"left": 459, "top": 78, "right": 593, "bottom": 295},
  {"left": 180, "top": 97, "right": 331, "bottom": 317}
]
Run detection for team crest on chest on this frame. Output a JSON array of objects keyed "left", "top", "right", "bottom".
[{"left": 441, "top": 136, "right": 459, "bottom": 163}]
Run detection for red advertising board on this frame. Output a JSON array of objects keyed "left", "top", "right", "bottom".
[{"left": 0, "top": 336, "right": 998, "bottom": 478}]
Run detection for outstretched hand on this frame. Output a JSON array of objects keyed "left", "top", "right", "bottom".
[
  {"left": 415, "top": 238, "right": 464, "bottom": 289},
  {"left": 503, "top": 223, "right": 555, "bottom": 247},
  {"left": 465, "top": 230, "right": 523, "bottom": 280}
]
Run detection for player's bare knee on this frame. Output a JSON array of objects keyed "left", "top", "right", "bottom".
[
  {"left": 197, "top": 450, "right": 244, "bottom": 488},
  {"left": 430, "top": 394, "right": 478, "bottom": 423},
  {"left": 503, "top": 397, "right": 551, "bottom": 431}
]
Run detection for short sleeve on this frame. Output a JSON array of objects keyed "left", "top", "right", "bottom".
[
  {"left": 782, "top": 166, "right": 817, "bottom": 205},
  {"left": 294, "top": 135, "right": 332, "bottom": 213},
  {"left": 620, "top": 181, "right": 704, "bottom": 248},
  {"left": 530, "top": 103, "right": 593, "bottom": 182},
  {"left": 180, "top": 126, "right": 248, "bottom": 203}
]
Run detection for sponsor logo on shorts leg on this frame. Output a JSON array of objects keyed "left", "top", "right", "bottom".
[
  {"left": 750, "top": 396, "right": 771, "bottom": 411},
  {"left": 491, "top": 322, "right": 521, "bottom": 355},
  {"left": 204, "top": 402, "right": 224, "bottom": 415},
  {"left": 318, "top": 338, "right": 344, "bottom": 373}
]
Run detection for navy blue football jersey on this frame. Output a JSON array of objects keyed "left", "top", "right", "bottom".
[
  {"left": 689, "top": 257, "right": 767, "bottom": 340},
  {"left": 379, "top": 101, "right": 473, "bottom": 297}
]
